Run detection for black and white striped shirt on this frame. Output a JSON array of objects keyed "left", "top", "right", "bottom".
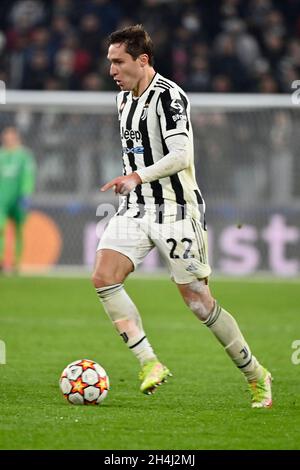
[{"left": 116, "top": 72, "right": 205, "bottom": 225}]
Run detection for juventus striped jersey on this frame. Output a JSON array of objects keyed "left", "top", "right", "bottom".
[{"left": 116, "top": 72, "right": 205, "bottom": 224}]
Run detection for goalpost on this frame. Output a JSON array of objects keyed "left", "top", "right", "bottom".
[{"left": 2, "top": 91, "right": 300, "bottom": 276}]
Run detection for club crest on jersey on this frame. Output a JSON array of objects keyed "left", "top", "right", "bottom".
[
  {"left": 118, "top": 101, "right": 126, "bottom": 120},
  {"left": 141, "top": 104, "right": 149, "bottom": 121}
]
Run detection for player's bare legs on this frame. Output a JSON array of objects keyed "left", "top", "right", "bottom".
[
  {"left": 177, "top": 279, "right": 272, "bottom": 408},
  {"left": 14, "top": 221, "right": 24, "bottom": 272},
  {"left": 92, "top": 248, "right": 133, "bottom": 288},
  {"left": 92, "top": 249, "right": 170, "bottom": 394}
]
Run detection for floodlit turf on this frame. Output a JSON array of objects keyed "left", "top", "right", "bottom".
[{"left": 0, "top": 275, "right": 299, "bottom": 450}]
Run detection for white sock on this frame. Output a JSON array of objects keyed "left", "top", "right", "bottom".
[
  {"left": 120, "top": 329, "right": 157, "bottom": 365},
  {"left": 96, "top": 284, "right": 156, "bottom": 365},
  {"left": 203, "top": 303, "right": 263, "bottom": 381}
]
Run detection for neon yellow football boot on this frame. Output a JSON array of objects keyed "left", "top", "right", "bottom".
[
  {"left": 139, "top": 359, "right": 172, "bottom": 395},
  {"left": 248, "top": 367, "right": 273, "bottom": 408}
]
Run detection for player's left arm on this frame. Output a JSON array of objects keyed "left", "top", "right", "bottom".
[
  {"left": 101, "top": 89, "right": 190, "bottom": 196},
  {"left": 100, "top": 132, "right": 189, "bottom": 195},
  {"left": 135, "top": 134, "right": 189, "bottom": 184},
  {"left": 101, "top": 172, "right": 142, "bottom": 195},
  {"left": 135, "top": 88, "right": 190, "bottom": 184},
  {"left": 21, "top": 150, "right": 36, "bottom": 196},
  {"left": 19, "top": 150, "right": 36, "bottom": 210}
]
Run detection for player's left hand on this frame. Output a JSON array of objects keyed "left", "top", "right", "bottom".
[{"left": 100, "top": 172, "right": 142, "bottom": 196}]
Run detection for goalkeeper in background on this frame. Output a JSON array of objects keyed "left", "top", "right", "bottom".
[{"left": 0, "top": 127, "right": 36, "bottom": 272}]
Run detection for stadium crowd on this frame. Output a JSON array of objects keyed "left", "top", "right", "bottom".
[{"left": 0, "top": 0, "right": 300, "bottom": 93}]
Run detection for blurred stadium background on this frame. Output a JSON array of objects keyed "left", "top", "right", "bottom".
[{"left": 0, "top": 0, "right": 300, "bottom": 277}]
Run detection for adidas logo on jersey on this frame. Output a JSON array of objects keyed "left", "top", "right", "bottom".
[{"left": 186, "top": 262, "right": 198, "bottom": 273}]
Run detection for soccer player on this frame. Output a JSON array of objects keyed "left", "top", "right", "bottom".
[
  {"left": 93, "top": 25, "right": 272, "bottom": 408},
  {"left": 0, "top": 127, "right": 35, "bottom": 272}
]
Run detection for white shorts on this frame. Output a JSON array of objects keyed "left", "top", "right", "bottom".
[{"left": 97, "top": 215, "right": 211, "bottom": 284}]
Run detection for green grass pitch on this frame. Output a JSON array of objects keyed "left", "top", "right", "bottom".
[{"left": 0, "top": 275, "right": 299, "bottom": 450}]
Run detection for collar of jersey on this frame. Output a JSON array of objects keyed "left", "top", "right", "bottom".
[{"left": 131, "top": 72, "right": 158, "bottom": 101}]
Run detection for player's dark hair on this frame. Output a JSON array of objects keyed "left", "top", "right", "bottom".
[{"left": 108, "top": 24, "right": 154, "bottom": 66}]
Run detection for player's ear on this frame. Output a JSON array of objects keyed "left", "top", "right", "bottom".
[{"left": 139, "top": 54, "right": 149, "bottom": 67}]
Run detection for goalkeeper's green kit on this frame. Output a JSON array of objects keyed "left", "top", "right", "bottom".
[{"left": 0, "top": 146, "right": 35, "bottom": 262}]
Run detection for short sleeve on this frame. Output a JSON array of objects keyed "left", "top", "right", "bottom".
[{"left": 156, "top": 88, "right": 190, "bottom": 141}]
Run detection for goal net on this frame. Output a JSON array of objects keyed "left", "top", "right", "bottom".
[{"left": 2, "top": 91, "right": 299, "bottom": 277}]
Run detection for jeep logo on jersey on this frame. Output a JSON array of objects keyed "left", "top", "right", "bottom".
[
  {"left": 121, "top": 127, "right": 142, "bottom": 141},
  {"left": 170, "top": 99, "right": 184, "bottom": 114}
]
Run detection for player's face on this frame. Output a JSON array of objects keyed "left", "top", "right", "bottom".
[
  {"left": 1, "top": 128, "right": 20, "bottom": 148},
  {"left": 107, "top": 43, "right": 144, "bottom": 92}
]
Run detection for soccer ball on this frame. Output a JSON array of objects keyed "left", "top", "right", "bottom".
[{"left": 59, "top": 359, "right": 109, "bottom": 405}]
